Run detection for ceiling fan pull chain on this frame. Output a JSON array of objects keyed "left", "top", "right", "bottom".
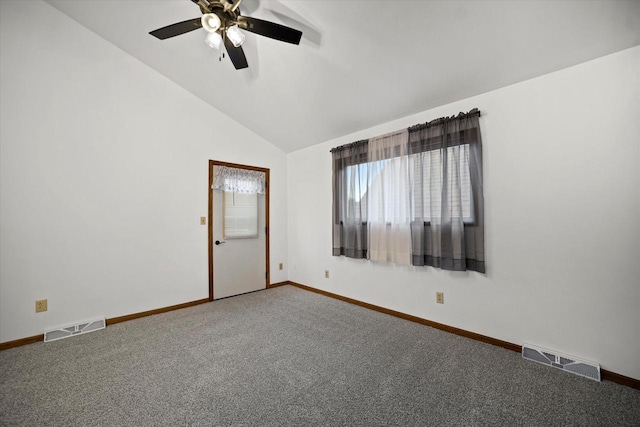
[{"left": 222, "top": 31, "right": 226, "bottom": 61}]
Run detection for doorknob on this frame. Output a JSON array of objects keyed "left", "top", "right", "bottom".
[{"left": 215, "top": 240, "right": 226, "bottom": 245}]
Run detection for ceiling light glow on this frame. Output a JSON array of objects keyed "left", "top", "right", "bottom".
[
  {"left": 205, "top": 31, "right": 222, "bottom": 49},
  {"left": 226, "top": 25, "right": 245, "bottom": 47}
]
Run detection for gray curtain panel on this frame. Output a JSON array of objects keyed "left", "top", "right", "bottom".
[
  {"left": 332, "top": 140, "right": 368, "bottom": 259},
  {"left": 408, "top": 109, "right": 485, "bottom": 273}
]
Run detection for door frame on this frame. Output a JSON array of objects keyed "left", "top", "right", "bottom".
[{"left": 208, "top": 160, "right": 270, "bottom": 301}]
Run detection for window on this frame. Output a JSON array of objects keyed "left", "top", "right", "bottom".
[
  {"left": 212, "top": 165, "right": 266, "bottom": 239},
  {"left": 410, "top": 145, "right": 473, "bottom": 224},
  {"left": 223, "top": 191, "right": 259, "bottom": 238},
  {"left": 346, "top": 148, "right": 473, "bottom": 224},
  {"left": 331, "top": 109, "right": 485, "bottom": 273}
]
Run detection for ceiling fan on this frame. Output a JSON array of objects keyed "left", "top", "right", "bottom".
[{"left": 149, "top": 0, "right": 303, "bottom": 70}]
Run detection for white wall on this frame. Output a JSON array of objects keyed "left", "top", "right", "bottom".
[
  {"left": 288, "top": 46, "right": 640, "bottom": 380},
  {"left": 0, "top": 0, "right": 288, "bottom": 343}
]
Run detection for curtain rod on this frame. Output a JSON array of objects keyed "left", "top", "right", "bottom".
[
  {"left": 330, "top": 108, "right": 481, "bottom": 153},
  {"left": 409, "top": 108, "right": 480, "bottom": 132},
  {"left": 329, "top": 139, "right": 368, "bottom": 153}
]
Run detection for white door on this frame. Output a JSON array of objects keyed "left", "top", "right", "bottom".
[{"left": 212, "top": 185, "right": 266, "bottom": 299}]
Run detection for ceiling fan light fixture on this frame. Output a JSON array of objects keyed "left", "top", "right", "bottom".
[
  {"left": 201, "top": 13, "right": 221, "bottom": 33},
  {"left": 205, "top": 31, "right": 222, "bottom": 49},
  {"left": 226, "top": 24, "right": 245, "bottom": 47}
]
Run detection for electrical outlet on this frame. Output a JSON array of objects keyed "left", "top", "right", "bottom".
[
  {"left": 325, "top": 270, "right": 330, "bottom": 279},
  {"left": 436, "top": 292, "right": 444, "bottom": 304},
  {"left": 279, "top": 263, "right": 283, "bottom": 270},
  {"left": 35, "top": 299, "right": 48, "bottom": 313},
  {"left": 200, "top": 216, "right": 206, "bottom": 225}
]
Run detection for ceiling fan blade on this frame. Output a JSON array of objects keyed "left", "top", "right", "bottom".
[
  {"left": 149, "top": 18, "right": 202, "bottom": 40},
  {"left": 224, "top": 37, "right": 249, "bottom": 69},
  {"left": 237, "top": 16, "right": 302, "bottom": 45}
]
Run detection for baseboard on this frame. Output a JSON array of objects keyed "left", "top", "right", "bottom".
[
  {"left": 267, "top": 281, "right": 289, "bottom": 289},
  {"left": 285, "top": 281, "right": 640, "bottom": 390},
  {"left": 106, "top": 298, "right": 210, "bottom": 326},
  {"left": 600, "top": 369, "right": 640, "bottom": 390},
  {"left": 0, "top": 333, "right": 45, "bottom": 351},
  {"left": 286, "top": 281, "right": 520, "bottom": 352},
  {"left": 0, "top": 298, "right": 210, "bottom": 351}
]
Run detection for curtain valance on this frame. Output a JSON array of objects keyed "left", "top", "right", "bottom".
[{"left": 212, "top": 166, "right": 266, "bottom": 194}]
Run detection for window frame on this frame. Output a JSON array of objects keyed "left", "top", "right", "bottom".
[
  {"left": 335, "top": 129, "right": 478, "bottom": 227},
  {"left": 222, "top": 190, "right": 260, "bottom": 239}
]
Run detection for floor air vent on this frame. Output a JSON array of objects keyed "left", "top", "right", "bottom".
[
  {"left": 522, "top": 343, "right": 600, "bottom": 382},
  {"left": 44, "top": 318, "right": 106, "bottom": 342}
]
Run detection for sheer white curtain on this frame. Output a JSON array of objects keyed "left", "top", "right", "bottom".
[{"left": 367, "top": 130, "right": 412, "bottom": 265}]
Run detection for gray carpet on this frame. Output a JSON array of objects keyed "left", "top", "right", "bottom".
[{"left": 1, "top": 285, "right": 639, "bottom": 426}]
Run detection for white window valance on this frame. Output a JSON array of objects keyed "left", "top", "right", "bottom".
[{"left": 212, "top": 166, "right": 266, "bottom": 194}]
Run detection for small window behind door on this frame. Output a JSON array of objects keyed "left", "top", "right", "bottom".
[{"left": 223, "top": 191, "right": 259, "bottom": 238}]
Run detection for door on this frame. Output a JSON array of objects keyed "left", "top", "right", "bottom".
[{"left": 209, "top": 161, "right": 269, "bottom": 300}]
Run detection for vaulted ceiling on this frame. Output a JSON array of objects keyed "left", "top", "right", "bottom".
[{"left": 46, "top": 0, "right": 640, "bottom": 153}]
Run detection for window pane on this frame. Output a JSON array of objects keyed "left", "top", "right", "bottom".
[
  {"left": 411, "top": 144, "right": 472, "bottom": 222},
  {"left": 346, "top": 144, "right": 473, "bottom": 224},
  {"left": 346, "top": 163, "right": 370, "bottom": 220},
  {"left": 223, "top": 191, "right": 258, "bottom": 238}
]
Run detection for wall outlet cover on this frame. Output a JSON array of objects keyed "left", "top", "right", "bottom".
[{"left": 35, "top": 299, "right": 48, "bottom": 313}]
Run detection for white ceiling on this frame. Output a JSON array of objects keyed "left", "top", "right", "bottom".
[{"left": 46, "top": 0, "right": 640, "bottom": 153}]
